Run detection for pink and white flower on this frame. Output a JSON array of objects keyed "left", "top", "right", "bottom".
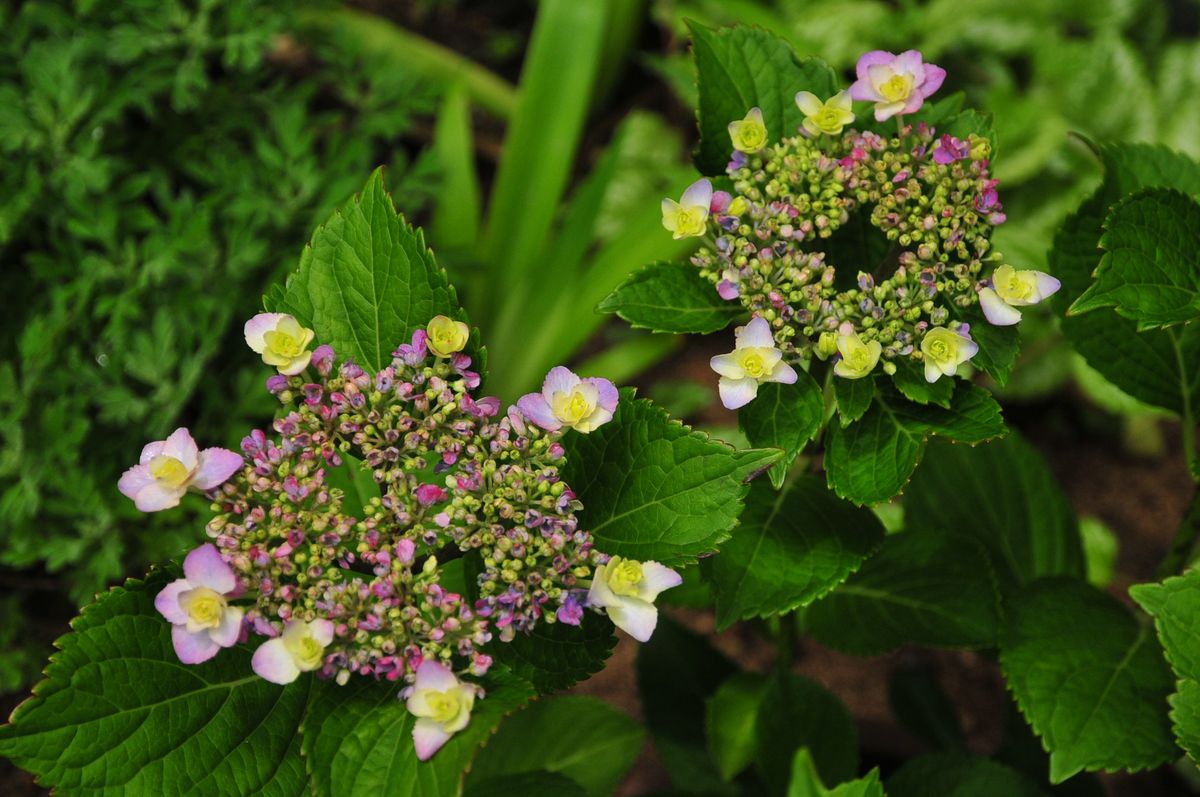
[
  {"left": 709, "top": 317, "right": 798, "bottom": 409},
  {"left": 406, "top": 660, "right": 477, "bottom": 760},
  {"left": 244, "top": 313, "right": 316, "bottom": 375},
  {"left": 118, "top": 428, "right": 242, "bottom": 512},
  {"left": 586, "top": 556, "right": 681, "bottom": 642},
  {"left": 848, "top": 50, "right": 946, "bottom": 121},
  {"left": 154, "top": 544, "right": 244, "bottom": 664},
  {"left": 978, "top": 265, "right": 1061, "bottom": 326},
  {"left": 251, "top": 618, "right": 335, "bottom": 685},
  {"left": 516, "top": 367, "right": 619, "bottom": 433}
]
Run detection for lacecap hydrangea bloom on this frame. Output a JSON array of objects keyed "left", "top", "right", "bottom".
[
  {"left": 127, "top": 313, "right": 679, "bottom": 761},
  {"left": 669, "top": 49, "right": 1060, "bottom": 406}
]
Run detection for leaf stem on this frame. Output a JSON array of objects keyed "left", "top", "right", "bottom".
[{"left": 1157, "top": 488, "right": 1200, "bottom": 578}]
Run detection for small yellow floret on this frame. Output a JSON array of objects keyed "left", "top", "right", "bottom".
[{"left": 427, "top": 315, "right": 469, "bottom": 357}]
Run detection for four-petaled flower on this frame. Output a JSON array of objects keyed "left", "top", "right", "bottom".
[
  {"left": 728, "top": 107, "right": 768, "bottom": 153},
  {"left": 587, "top": 556, "right": 681, "bottom": 642},
  {"left": 662, "top": 179, "right": 713, "bottom": 240},
  {"left": 155, "top": 544, "right": 244, "bottom": 664},
  {"left": 245, "top": 313, "right": 316, "bottom": 375},
  {"left": 849, "top": 50, "right": 945, "bottom": 121},
  {"left": 709, "top": 317, "right": 798, "bottom": 409},
  {"left": 795, "top": 91, "right": 855, "bottom": 136},
  {"left": 119, "top": 427, "right": 242, "bottom": 512},
  {"left": 251, "top": 618, "right": 335, "bottom": 684},
  {"left": 426, "top": 315, "right": 470, "bottom": 357},
  {"left": 833, "top": 329, "right": 882, "bottom": 379},
  {"left": 979, "top": 265, "right": 1061, "bottom": 326},
  {"left": 406, "top": 660, "right": 476, "bottom": 760},
  {"left": 921, "top": 325, "right": 978, "bottom": 383},
  {"left": 932, "top": 134, "right": 970, "bottom": 164},
  {"left": 517, "top": 366, "right": 618, "bottom": 433}
]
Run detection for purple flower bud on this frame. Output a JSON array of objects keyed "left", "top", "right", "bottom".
[
  {"left": 396, "top": 539, "right": 416, "bottom": 565},
  {"left": 311, "top": 345, "right": 335, "bottom": 376},
  {"left": 266, "top": 374, "right": 289, "bottom": 394},
  {"left": 556, "top": 593, "right": 584, "bottom": 626},
  {"left": 932, "top": 134, "right": 970, "bottom": 165}
]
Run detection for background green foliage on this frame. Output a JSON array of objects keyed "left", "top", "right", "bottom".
[{"left": 0, "top": 0, "right": 438, "bottom": 617}]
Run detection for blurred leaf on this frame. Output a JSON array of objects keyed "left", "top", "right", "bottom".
[
  {"left": 886, "top": 754, "right": 1049, "bottom": 797},
  {"left": 755, "top": 672, "right": 858, "bottom": 795},
  {"left": 788, "top": 748, "right": 884, "bottom": 797},
  {"left": 706, "top": 673, "right": 768, "bottom": 782}
]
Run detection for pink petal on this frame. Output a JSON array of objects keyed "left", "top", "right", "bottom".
[
  {"left": 718, "top": 377, "right": 760, "bottom": 410},
  {"left": 154, "top": 578, "right": 192, "bottom": 625},
  {"left": 894, "top": 50, "right": 926, "bottom": 82},
  {"left": 848, "top": 77, "right": 880, "bottom": 103},
  {"left": 118, "top": 464, "right": 154, "bottom": 501},
  {"left": 252, "top": 637, "right": 301, "bottom": 684},
  {"left": 244, "top": 313, "right": 284, "bottom": 353},
  {"left": 161, "top": 428, "right": 199, "bottom": 472},
  {"left": 680, "top": 178, "right": 713, "bottom": 210},
  {"left": 979, "top": 287, "right": 1021, "bottom": 326},
  {"left": 919, "top": 63, "right": 946, "bottom": 97},
  {"left": 172, "top": 625, "right": 220, "bottom": 664},
  {"left": 717, "top": 280, "right": 740, "bottom": 300},
  {"left": 138, "top": 441, "right": 165, "bottom": 465},
  {"left": 310, "top": 619, "right": 335, "bottom": 647},
  {"left": 541, "top": 366, "right": 580, "bottom": 399},
  {"left": 183, "top": 543, "right": 237, "bottom": 594},
  {"left": 413, "top": 659, "right": 459, "bottom": 692},
  {"left": 855, "top": 50, "right": 897, "bottom": 80},
  {"left": 640, "top": 562, "right": 683, "bottom": 600},
  {"left": 516, "top": 393, "right": 562, "bottom": 432},
  {"left": 191, "top": 448, "right": 244, "bottom": 490},
  {"left": 209, "top": 606, "right": 244, "bottom": 648},
  {"left": 413, "top": 718, "right": 452, "bottom": 761},
  {"left": 736, "top": 317, "right": 775, "bottom": 349},
  {"left": 607, "top": 598, "right": 659, "bottom": 643},
  {"left": 770, "top": 361, "right": 799, "bottom": 385},
  {"left": 585, "top": 377, "right": 619, "bottom": 414},
  {"left": 132, "top": 483, "right": 187, "bottom": 512}
]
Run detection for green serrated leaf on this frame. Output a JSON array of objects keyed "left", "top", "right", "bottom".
[
  {"left": 486, "top": 611, "right": 616, "bottom": 695},
  {"left": 755, "top": 672, "right": 858, "bottom": 796},
  {"left": 711, "top": 477, "right": 884, "bottom": 630},
  {"left": 0, "top": 570, "right": 310, "bottom": 797},
  {"left": 706, "top": 672, "right": 767, "bottom": 782},
  {"left": 888, "top": 667, "right": 966, "bottom": 752},
  {"left": 467, "top": 696, "right": 642, "bottom": 797},
  {"left": 905, "top": 436, "right": 1084, "bottom": 590},
  {"left": 597, "top": 261, "right": 743, "bottom": 334},
  {"left": 1000, "top": 577, "right": 1177, "bottom": 783},
  {"left": 1070, "top": 188, "right": 1200, "bottom": 328},
  {"left": 891, "top": 360, "right": 953, "bottom": 408},
  {"left": 1130, "top": 569, "right": 1200, "bottom": 765},
  {"left": 689, "top": 22, "right": 837, "bottom": 175},
  {"left": 267, "top": 167, "right": 477, "bottom": 375},
  {"left": 560, "top": 389, "right": 780, "bottom": 567},
  {"left": 885, "top": 753, "right": 1048, "bottom": 797},
  {"left": 303, "top": 668, "right": 534, "bottom": 797},
  {"left": 833, "top": 376, "right": 875, "bottom": 426},
  {"left": 738, "top": 377, "right": 824, "bottom": 487},
  {"left": 959, "top": 302, "right": 1021, "bottom": 387},
  {"left": 805, "top": 530, "right": 1001, "bottom": 655},
  {"left": 824, "top": 383, "right": 1007, "bottom": 506},
  {"left": 1050, "top": 143, "right": 1200, "bottom": 414},
  {"left": 788, "top": 748, "right": 884, "bottom": 797}
]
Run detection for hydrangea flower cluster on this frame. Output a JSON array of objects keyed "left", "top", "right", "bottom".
[
  {"left": 119, "top": 313, "right": 680, "bottom": 760},
  {"left": 662, "top": 50, "right": 1061, "bottom": 407}
]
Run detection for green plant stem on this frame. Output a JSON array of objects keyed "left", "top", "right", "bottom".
[
  {"left": 1157, "top": 488, "right": 1200, "bottom": 578},
  {"left": 298, "top": 6, "right": 517, "bottom": 119}
]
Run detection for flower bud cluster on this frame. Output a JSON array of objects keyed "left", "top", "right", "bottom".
[
  {"left": 205, "top": 336, "right": 599, "bottom": 686},
  {"left": 694, "top": 123, "right": 1004, "bottom": 365}
]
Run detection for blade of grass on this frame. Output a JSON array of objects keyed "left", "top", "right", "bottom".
[
  {"left": 431, "top": 83, "right": 481, "bottom": 252},
  {"left": 573, "top": 331, "right": 682, "bottom": 385},
  {"left": 298, "top": 6, "right": 516, "bottom": 119},
  {"left": 479, "top": 0, "right": 607, "bottom": 327}
]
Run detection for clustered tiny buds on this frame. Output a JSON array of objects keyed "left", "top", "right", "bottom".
[
  {"left": 660, "top": 49, "right": 1061, "bottom": 406},
  {"left": 119, "top": 312, "right": 680, "bottom": 761}
]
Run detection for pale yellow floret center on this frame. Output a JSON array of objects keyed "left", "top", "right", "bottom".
[
  {"left": 673, "top": 207, "right": 707, "bottom": 236},
  {"left": 183, "top": 588, "right": 225, "bottom": 629},
  {"left": 845, "top": 346, "right": 872, "bottom": 370},
  {"left": 606, "top": 557, "right": 644, "bottom": 597},
  {"left": 264, "top": 329, "right": 304, "bottom": 359},
  {"left": 879, "top": 73, "right": 914, "bottom": 103},
  {"left": 149, "top": 455, "right": 190, "bottom": 488},
  {"left": 552, "top": 389, "right": 595, "bottom": 425},
  {"left": 996, "top": 267, "right": 1036, "bottom": 303},
  {"left": 424, "top": 689, "right": 465, "bottom": 725},
  {"left": 735, "top": 121, "right": 767, "bottom": 151},
  {"left": 927, "top": 339, "right": 952, "bottom": 362},
  {"left": 735, "top": 348, "right": 772, "bottom": 379},
  {"left": 814, "top": 106, "right": 845, "bottom": 133},
  {"left": 286, "top": 632, "right": 325, "bottom": 670},
  {"left": 427, "top": 317, "right": 468, "bottom": 356}
]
